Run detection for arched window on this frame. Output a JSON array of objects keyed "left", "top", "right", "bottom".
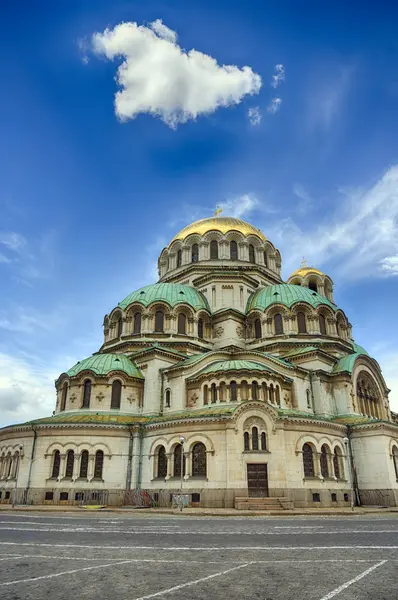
[
  {"left": 274, "top": 313, "right": 284, "bottom": 335},
  {"left": 191, "top": 244, "right": 199, "bottom": 263},
  {"left": 219, "top": 381, "right": 226, "bottom": 402},
  {"left": 261, "top": 432, "right": 267, "bottom": 450},
  {"left": 65, "top": 449, "right": 74, "bottom": 478},
  {"left": 319, "top": 314, "right": 327, "bottom": 335},
  {"left": 230, "top": 381, "right": 237, "bottom": 402},
  {"left": 320, "top": 445, "right": 329, "bottom": 478},
  {"left": 82, "top": 380, "right": 91, "bottom": 408},
  {"left": 269, "top": 383, "right": 275, "bottom": 404},
  {"left": 211, "top": 383, "right": 217, "bottom": 403},
  {"left": 192, "top": 442, "right": 207, "bottom": 477},
  {"left": 133, "top": 312, "right": 141, "bottom": 334},
  {"left": 275, "top": 385, "right": 280, "bottom": 406},
  {"left": 79, "top": 450, "right": 89, "bottom": 478},
  {"left": 302, "top": 443, "right": 315, "bottom": 477},
  {"left": 262, "top": 382, "right": 268, "bottom": 402},
  {"left": 157, "top": 446, "right": 167, "bottom": 478},
  {"left": 60, "top": 382, "right": 68, "bottom": 412},
  {"left": 117, "top": 317, "right": 123, "bottom": 337},
  {"left": 178, "top": 313, "right": 186, "bottom": 335},
  {"left": 174, "top": 444, "right": 185, "bottom": 477},
  {"left": 165, "top": 389, "right": 171, "bottom": 408},
  {"left": 240, "top": 380, "right": 248, "bottom": 400},
  {"left": 94, "top": 450, "right": 104, "bottom": 479},
  {"left": 198, "top": 318, "right": 204, "bottom": 339},
  {"left": 111, "top": 380, "right": 122, "bottom": 409},
  {"left": 51, "top": 450, "right": 61, "bottom": 478},
  {"left": 263, "top": 251, "right": 268, "bottom": 267},
  {"left": 176, "top": 249, "right": 182, "bottom": 268},
  {"left": 254, "top": 319, "right": 262, "bottom": 339},
  {"left": 393, "top": 447, "right": 398, "bottom": 479},
  {"left": 252, "top": 381, "right": 258, "bottom": 400},
  {"left": 333, "top": 448, "right": 341, "bottom": 479},
  {"left": 6, "top": 453, "right": 12, "bottom": 478},
  {"left": 252, "top": 427, "right": 259, "bottom": 450},
  {"left": 230, "top": 240, "right": 238, "bottom": 260},
  {"left": 210, "top": 240, "right": 218, "bottom": 259},
  {"left": 356, "top": 372, "right": 380, "bottom": 419},
  {"left": 155, "top": 310, "right": 164, "bottom": 332},
  {"left": 244, "top": 432, "right": 250, "bottom": 451},
  {"left": 308, "top": 280, "right": 318, "bottom": 292},
  {"left": 297, "top": 312, "right": 306, "bottom": 334},
  {"left": 203, "top": 385, "right": 208, "bottom": 405},
  {"left": 249, "top": 244, "right": 255, "bottom": 263}
]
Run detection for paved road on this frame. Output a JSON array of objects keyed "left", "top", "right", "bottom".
[{"left": 0, "top": 511, "right": 397, "bottom": 599}]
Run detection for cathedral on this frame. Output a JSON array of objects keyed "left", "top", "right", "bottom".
[{"left": 1, "top": 215, "right": 398, "bottom": 508}]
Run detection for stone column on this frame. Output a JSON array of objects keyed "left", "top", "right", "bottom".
[
  {"left": 184, "top": 452, "right": 191, "bottom": 479},
  {"left": 87, "top": 454, "right": 95, "bottom": 481},
  {"left": 165, "top": 453, "right": 173, "bottom": 480},
  {"left": 59, "top": 454, "right": 67, "bottom": 480},
  {"left": 130, "top": 431, "right": 141, "bottom": 488},
  {"left": 72, "top": 453, "right": 80, "bottom": 481},
  {"left": 199, "top": 242, "right": 208, "bottom": 260}
]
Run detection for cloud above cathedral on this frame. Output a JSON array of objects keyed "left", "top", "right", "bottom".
[{"left": 91, "top": 19, "right": 262, "bottom": 129}]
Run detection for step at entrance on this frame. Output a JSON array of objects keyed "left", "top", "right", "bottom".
[{"left": 235, "top": 496, "right": 294, "bottom": 510}]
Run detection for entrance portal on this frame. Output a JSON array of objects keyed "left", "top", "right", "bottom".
[{"left": 247, "top": 463, "right": 268, "bottom": 497}]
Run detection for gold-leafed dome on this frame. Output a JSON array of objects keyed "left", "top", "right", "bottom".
[
  {"left": 289, "top": 266, "right": 324, "bottom": 279},
  {"left": 170, "top": 216, "right": 266, "bottom": 244}
]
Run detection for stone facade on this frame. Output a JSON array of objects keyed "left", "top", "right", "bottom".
[{"left": 1, "top": 215, "right": 398, "bottom": 508}]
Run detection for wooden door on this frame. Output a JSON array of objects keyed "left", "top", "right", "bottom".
[{"left": 247, "top": 463, "right": 268, "bottom": 497}]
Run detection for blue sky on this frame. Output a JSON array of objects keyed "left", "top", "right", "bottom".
[{"left": 1, "top": 0, "right": 398, "bottom": 425}]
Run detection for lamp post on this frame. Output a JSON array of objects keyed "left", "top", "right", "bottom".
[
  {"left": 179, "top": 436, "right": 185, "bottom": 512},
  {"left": 343, "top": 437, "right": 354, "bottom": 511}
]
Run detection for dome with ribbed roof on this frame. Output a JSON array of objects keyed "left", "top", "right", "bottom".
[
  {"left": 118, "top": 283, "right": 210, "bottom": 312},
  {"left": 65, "top": 354, "right": 143, "bottom": 379},
  {"left": 247, "top": 284, "right": 336, "bottom": 313},
  {"left": 170, "top": 216, "right": 266, "bottom": 244},
  {"left": 289, "top": 266, "right": 325, "bottom": 279}
]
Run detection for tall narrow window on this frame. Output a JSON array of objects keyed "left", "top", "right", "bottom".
[
  {"left": 297, "top": 312, "right": 307, "bottom": 333},
  {"left": 252, "top": 381, "right": 258, "bottom": 400},
  {"left": 203, "top": 385, "right": 208, "bottom": 405},
  {"left": 79, "top": 450, "right": 89, "bottom": 478},
  {"left": 117, "top": 317, "right": 123, "bottom": 337},
  {"left": 178, "top": 313, "right": 186, "bottom": 335},
  {"left": 320, "top": 445, "right": 329, "bottom": 478},
  {"left": 198, "top": 318, "right": 204, "bottom": 338},
  {"left": 230, "top": 240, "right": 238, "bottom": 260},
  {"left": 111, "top": 380, "right": 122, "bottom": 409},
  {"left": 211, "top": 383, "right": 217, "bottom": 403},
  {"left": 51, "top": 450, "right": 61, "bottom": 478},
  {"left": 393, "top": 447, "right": 398, "bottom": 480},
  {"left": 302, "top": 443, "right": 315, "bottom": 477},
  {"left": 333, "top": 448, "right": 340, "bottom": 479},
  {"left": 319, "top": 314, "right": 326, "bottom": 335},
  {"left": 254, "top": 319, "right": 262, "bottom": 339},
  {"left": 252, "top": 427, "right": 259, "bottom": 450},
  {"left": 94, "top": 450, "right": 104, "bottom": 479},
  {"left": 240, "top": 380, "right": 248, "bottom": 400},
  {"left": 309, "top": 281, "right": 317, "bottom": 292},
  {"left": 191, "top": 244, "right": 199, "bottom": 263},
  {"left": 262, "top": 382, "right": 268, "bottom": 402},
  {"left": 244, "top": 431, "right": 250, "bottom": 451},
  {"left": 192, "top": 442, "right": 207, "bottom": 477},
  {"left": 269, "top": 384, "right": 275, "bottom": 404},
  {"left": 65, "top": 450, "right": 74, "bottom": 478},
  {"left": 275, "top": 385, "right": 280, "bottom": 406},
  {"left": 155, "top": 310, "right": 164, "bottom": 332},
  {"left": 174, "top": 444, "right": 185, "bottom": 477},
  {"left": 230, "top": 381, "right": 237, "bottom": 402},
  {"left": 249, "top": 244, "right": 255, "bottom": 263},
  {"left": 261, "top": 432, "right": 267, "bottom": 450},
  {"left": 306, "top": 389, "right": 312, "bottom": 410},
  {"left": 274, "top": 313, "right": 283, "bottom": 335},
  {"left": 60, "top": 382, "right": 68, "bottom": 412},
  {"left": 210, "top": 240, "right": 218, "bottom": 259},
  {"left": 82, "top": 379, "right": 91, "bottom": 409},
  {"left": 263, "top": 251, "right": 268, "bottom": 267},
  {"left": 157, "top": 446, "right": 167, "bottom": 478},
  {"left": 165, "top": 389, "right": 171, "bottom": 408},
  {"left": 177, "top": 249, "right": 182, "bottom": 268},
  {"left": 133, "top": 312, "right": 141, "bottom": 334}
]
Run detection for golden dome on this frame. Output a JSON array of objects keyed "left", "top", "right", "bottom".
[
  {"left": 170, "top": 216, "right": 266, "bottom": 244},
  {"left": 289, "top": 266, "right": 324, "bottom": 279}
]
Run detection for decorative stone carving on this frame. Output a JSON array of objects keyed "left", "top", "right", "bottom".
[
  {"left": 213, "top": 326, "right": 224, "bottom": 338},
  {"left": 127, "top": 395, "right": 135, "bottom": 404},
  {"left": 236, "top": 325, "right": 245, "bottom": 339},
  {"left": 243, "top": 416, "right": 266, "bottom": 430},
  {"left": 96, "top": 392, "right": 105, "bottom": 402},
  {"left": 187, "top": 393, "right": 199, "bottom": 408},
  {"left": 69, "top": 393, "right": 77, "bottom": 404}
]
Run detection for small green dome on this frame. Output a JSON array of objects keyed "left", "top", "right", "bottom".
[
  {"left": 198, "top": 360, "right": 273, "bottom": 375},
  {"left": 66, "top": 354, "right": 143, "bottom": 379},
  {"left": 118, "top": 283, "right": 210, "bottom": 312},
  {"left": 247, "top": 284, "right": 336, "bottom": 313}
]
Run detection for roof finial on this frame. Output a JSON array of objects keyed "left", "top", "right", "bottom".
[
  {"left": 301, "top": 257, "right": 307, "bottom": 268},
  {"left": 213, "top": 205, "right": 223, "bottom": 216}
]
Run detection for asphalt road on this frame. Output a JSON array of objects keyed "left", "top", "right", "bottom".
[{"left": 0, "top": 512, "right": 397, "bottom": 599}]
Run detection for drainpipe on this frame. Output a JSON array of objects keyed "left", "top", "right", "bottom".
[
  {"left": 126, "top": 427, "right": 134, "bottom": 490},
  {"left": 136, "top": 425, "right": 144, "bottom": 491},
  {"left": 26, "top": 426, "right": 37, "bottom": 491}
]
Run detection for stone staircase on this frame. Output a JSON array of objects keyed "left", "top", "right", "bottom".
[{"left": 235, "top": 496, "right": 294, "bottom": 510}]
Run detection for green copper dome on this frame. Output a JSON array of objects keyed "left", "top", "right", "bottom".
[
  {"left": 66, "top": 354, "right": 143, "bottom": 379},
  {"left": 247, "top": 284, "right": 336, "bottom": 313},
  {"left": 118, "top": 283, "right": 210, "bottom": 312}
]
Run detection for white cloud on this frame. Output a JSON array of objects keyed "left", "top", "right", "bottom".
[
  {"left": 271, "top": 64, "right": 285, "bottom": 88},
  {"left": 220, "top": 194, "right": 259, "bottom": 218},
  {"left": 91, "top": 20, "right": 262, "bottom": 128},
  {"left": 0, "top": 232, "right": 26, "bottom": 253},
  {"left": 0, "top": 253, "right": 12, "bottom": 264},
  {"left": 306, "top": 65, "right": 353, "bottom": 131},
  {"left": 267, "top": 97, "right": 281, "bottom": 114},
  {"left": 292, "top": 183, "right": 313, "bottom": 214},
  {"left": 265, "top": 165, "right": 398, "bottom": 278},
  {"left": 247, "top": 107, "right": 262, "bottom": 126}
]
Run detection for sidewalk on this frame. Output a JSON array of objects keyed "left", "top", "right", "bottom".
[{"left": 1, "top": 505, "right": 398, "bottom": 516}]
